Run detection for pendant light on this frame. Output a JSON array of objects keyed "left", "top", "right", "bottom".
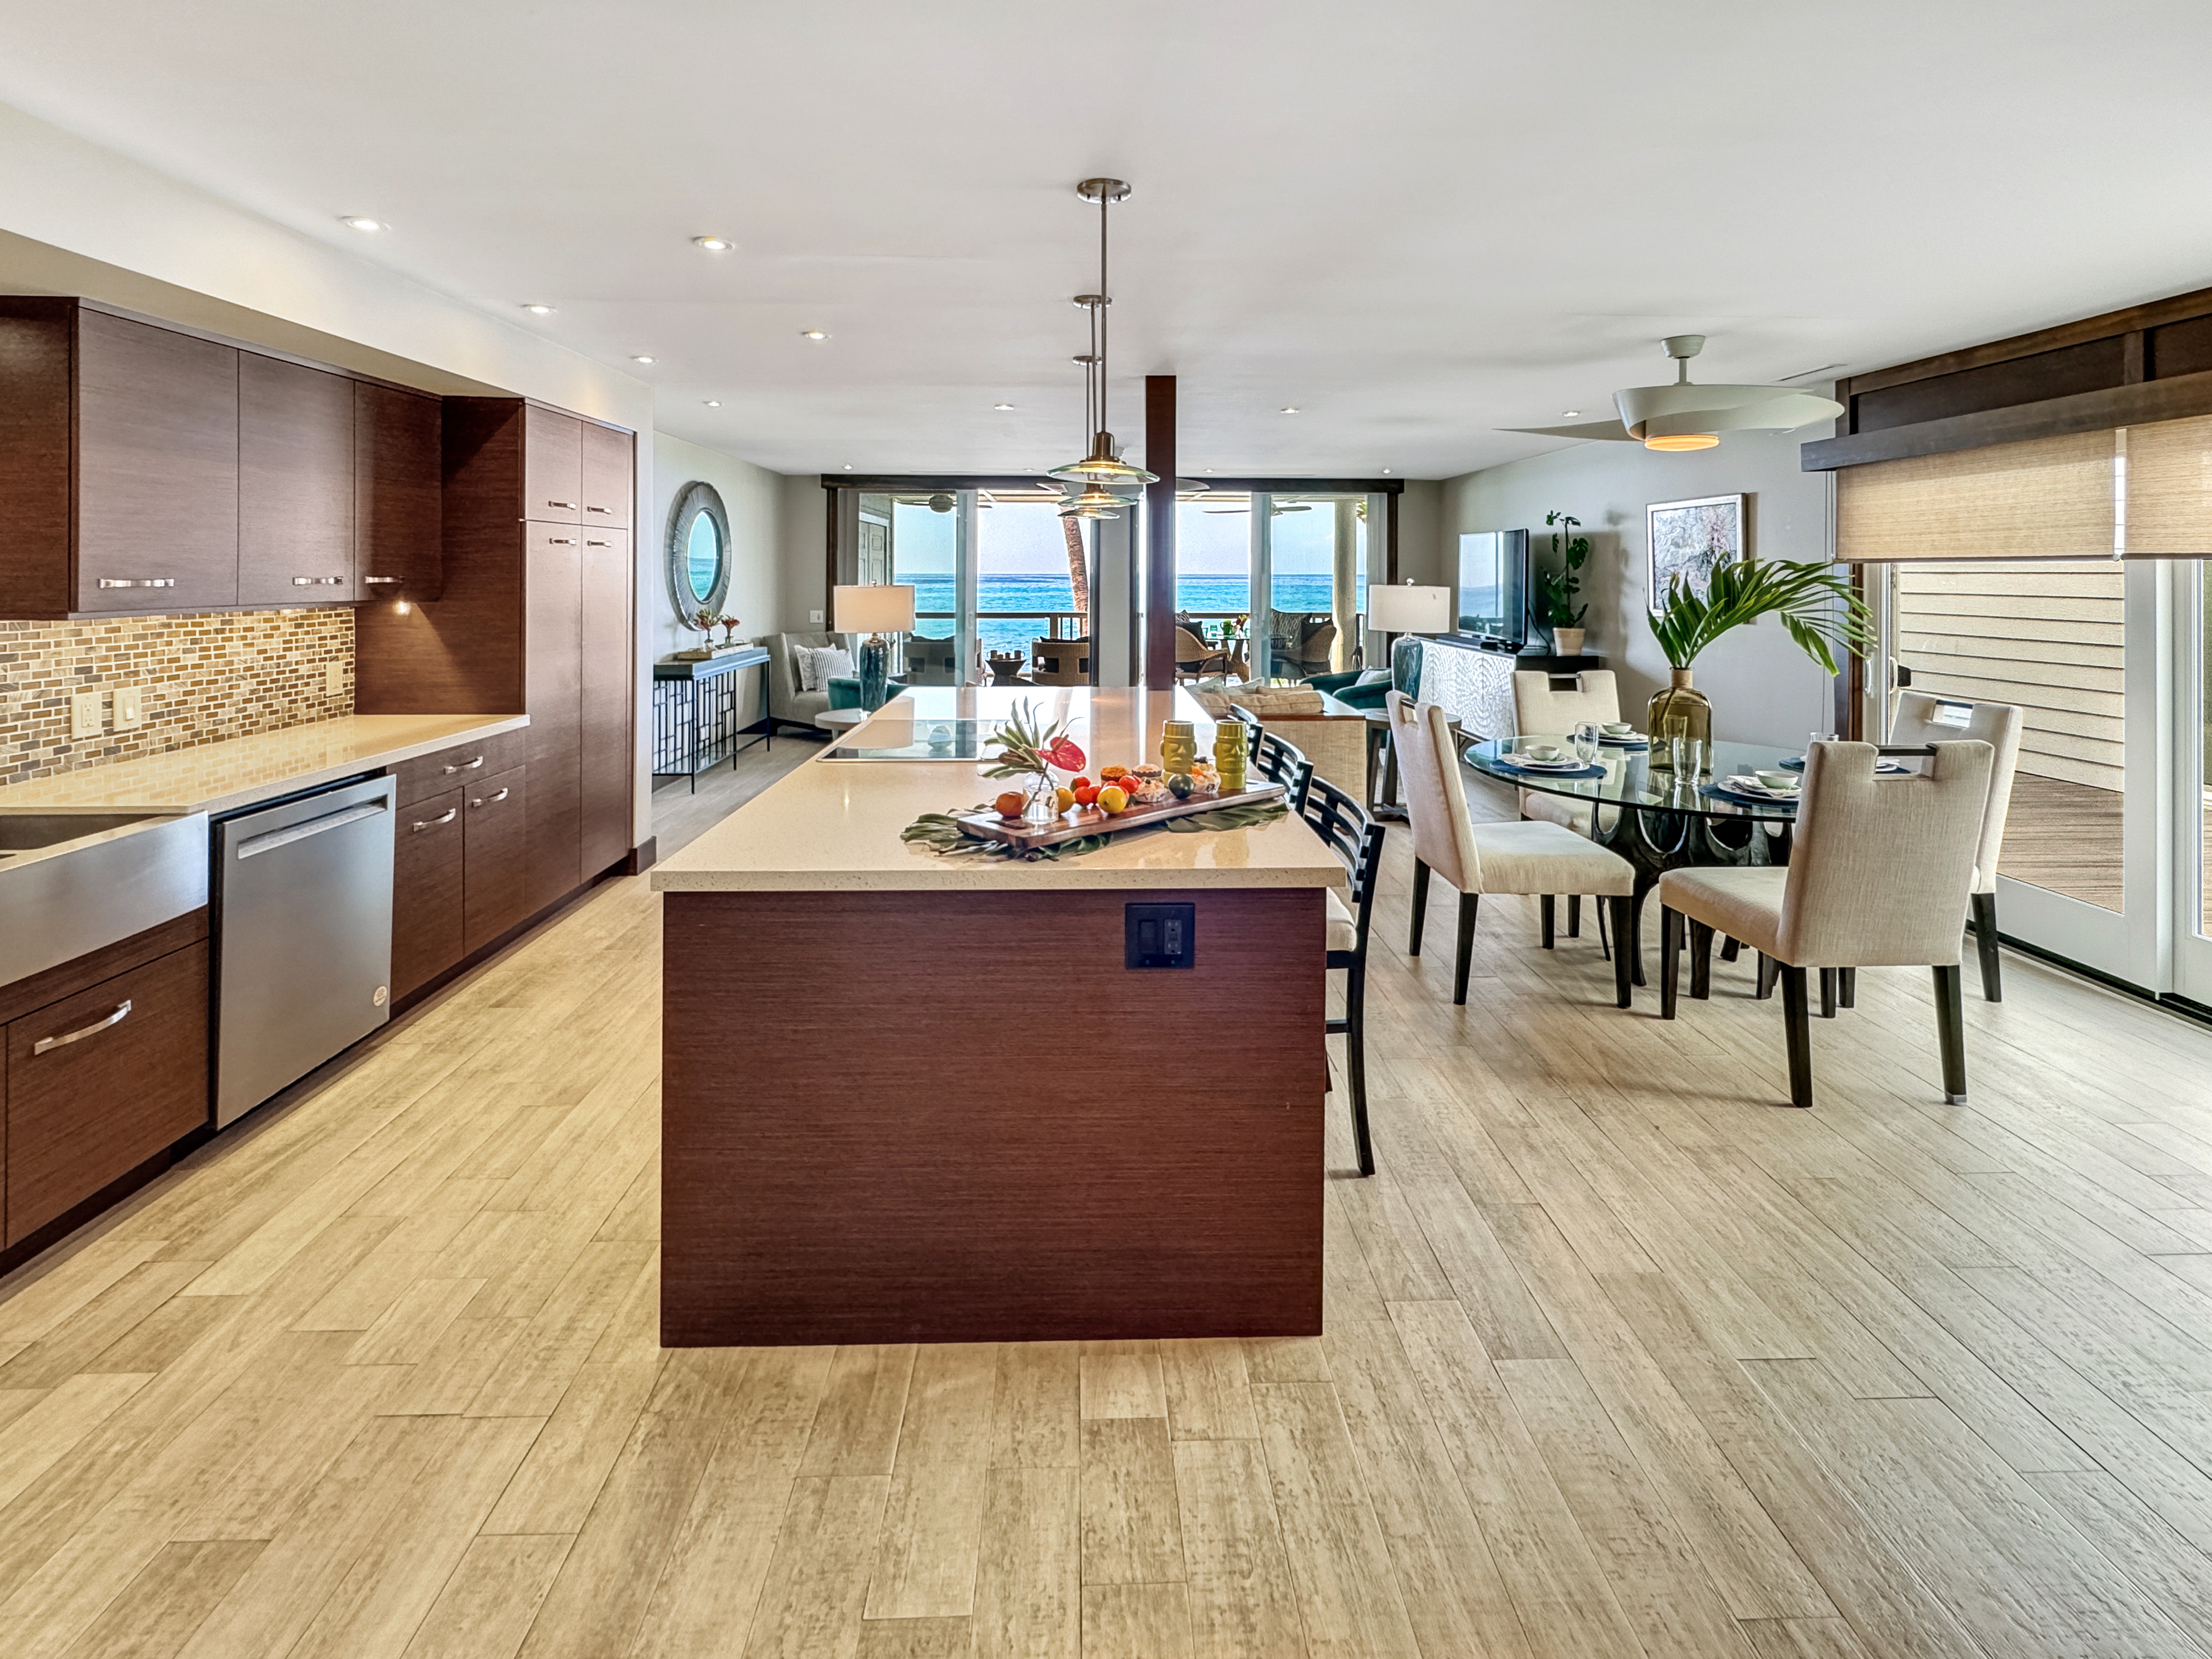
[
  {"left": 1057, "top": 347, "right": 1121, "bottom": 520},
  {"left": 1047, "top": 178, "right": 1156, "bottom": 490}
]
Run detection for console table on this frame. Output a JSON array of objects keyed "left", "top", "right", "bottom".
[{"left": 653, "top": 647, "right": 771, "bottom": 791}]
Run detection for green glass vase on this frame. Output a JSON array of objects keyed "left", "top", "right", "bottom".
[{"left": 1646, "top": 667, "right": 1712, "bottom": 770}]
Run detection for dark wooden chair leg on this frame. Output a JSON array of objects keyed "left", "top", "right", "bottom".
[
  {"left": 1755, "top": 952, "right": 1779, "bottom": 1000},
  {"left": 1838, "top": 968, "right": 1856, "bottom": 1008},
  {"left": 1568, "top": 894, "right": 1581, "bottom": 938},
  {"left": 1408, "top": 859, "right": 1430, "bottom": 956},
  {"left": 1719, "top": 936, "right": 1742, "bottom": 962},
  {"left": 1541, "top": 894, "right": 1556, "bottom": 950},
  {"left": 1454, "top": 893, "right": 1480, "bottom": 1005},
  {"left": 1781, "top": 966, "right": 1814, "bottom": 1107},
  {"left": 1970, "top": 891, "right": 2002, "bottom": 1002},
  {"left": 1660, "top": 906, "right": 1681, "bottom": 1019},
  {"left": 1610, "top": 897, "right": 1634, "bottom": 1009},
  {"left": 1934, "top": 964, "right": 1968, "bottom": 1103},
  {"left": 1819, "top": 968, "right": 1837, "bottom": 1019},
  {"left": 1689, "top": 921, "right": 1714, "bottom": 1000},
  {"left": 1346, "top": 962, "right": 1374, "bottom": 1175},
  {"left": 1597, "top": 896, "right": 1611, "bottom": 960}
]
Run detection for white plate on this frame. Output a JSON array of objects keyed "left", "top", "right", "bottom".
[
  {"left": 1724, "top": 775, "right": 1801, "bottom": 800},
  {"left": 1507, "top": 754, "right": 1590, "bottom": 771}
]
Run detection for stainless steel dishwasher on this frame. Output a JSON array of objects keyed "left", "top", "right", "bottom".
[{"left": 212, "top": 773, "right": 396, "bottom": 1127}]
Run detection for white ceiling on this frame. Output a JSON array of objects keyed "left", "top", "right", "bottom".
[{"left": 1, "top": 1, "right": 2209, "bottom": 479}]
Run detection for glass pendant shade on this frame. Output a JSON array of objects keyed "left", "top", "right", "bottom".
[{"left": 1048, "top": 431, "right": 1158, "bottom": 486}]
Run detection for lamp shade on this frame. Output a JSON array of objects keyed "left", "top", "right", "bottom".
[
  {"left": 1366, "top": 584, "right": 1451, "bottom": 633},
  {"left": 833, "top": 584, "right": 917, "bottom": 633}
]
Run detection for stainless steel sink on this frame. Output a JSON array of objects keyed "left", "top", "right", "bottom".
[
  {"left": 0, "top": 812, "right": 174, "bottom": 853},
  {"left": 0, "top": 809, "right": 209, "bottom": 988}
]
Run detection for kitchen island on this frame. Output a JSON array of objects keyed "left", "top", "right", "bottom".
[{"left": 651, "top": 686, "right": 1346, "bottom": 1346}]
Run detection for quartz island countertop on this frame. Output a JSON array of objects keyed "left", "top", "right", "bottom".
[
  {"left": 653, "top": 686, "right": 1347, "bottom": 893},
  {"left": 0, "top": 713, "right": 531, "bottom": 816}
]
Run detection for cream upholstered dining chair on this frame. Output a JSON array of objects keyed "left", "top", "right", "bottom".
[
  {"left": 1656, "top": 738, "right": 1994, "bottom": 1110},
  {"left": 1888, "top": 692, "right": 2024, "bottom": 1001},
  {"left": 1511, "top": 668, "right": 1621, "bottom": 942},
  {"left": 1386, "top": 691, "right": 1637, "bottom": 1008}
]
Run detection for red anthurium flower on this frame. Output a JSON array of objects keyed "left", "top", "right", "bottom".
[{"left": 1042, "top": 737, "right": 1087, "bottom": 774}]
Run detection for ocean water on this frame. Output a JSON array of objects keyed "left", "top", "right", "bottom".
[{"left": 904, "top": 573, "right": 1361, "bottom": 660}]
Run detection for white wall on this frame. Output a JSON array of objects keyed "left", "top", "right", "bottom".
[
  {"left": 650, "top": 434, "right": 789, "bottom": 746},
  {"left": 779, "top": 477, "right": 831, "bottom": 632},
  {"left": 1437, "top": 424, "right": 1841, "bottom": 750}
]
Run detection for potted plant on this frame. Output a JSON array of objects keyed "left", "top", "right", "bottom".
[
  {"left": 1646, "top": 559, "right": 1872, "bottom": 764},
  {"left": 1537, "top": 511, "right": 1591, "bottom": 656}
]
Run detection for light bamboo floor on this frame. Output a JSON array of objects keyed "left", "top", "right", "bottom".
[{"left": 4, "top": 770, "right": 2212, "bottom": 1657}]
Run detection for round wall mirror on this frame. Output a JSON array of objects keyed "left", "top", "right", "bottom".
[{"left": 665, "top": 480, "right": 732, "bottom": 626}]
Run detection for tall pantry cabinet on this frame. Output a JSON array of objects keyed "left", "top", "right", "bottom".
[{"left": 355, "top": 397, "right": 636, "bottom": 926}]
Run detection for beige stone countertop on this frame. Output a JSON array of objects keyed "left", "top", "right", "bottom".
[
  {"left": 654, "top": 687, "right": 1347, "bottom": 893},
  {"left": 0, "top": 714, "right": 530, "bottom": 816}
]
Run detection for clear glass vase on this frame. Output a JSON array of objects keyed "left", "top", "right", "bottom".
[
  {"left": 1646, "top": 668, "right": 1712, "bottom": 771},
  {"left": 1024, "top": 772, "right": 1062, "bottom": 823}
]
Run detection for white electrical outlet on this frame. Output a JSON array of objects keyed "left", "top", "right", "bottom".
[
  {"left": 70, "top": 689, "right": 104, "bottom": 738},
  {"left": 809, "top": 610, "right": 825, "bottom": 624},
  {"left": 112, "top": 685, "right": 145, "bottom": 730},
  {"left": 325, "top": 663, "right": 343, "bottom": 697}
]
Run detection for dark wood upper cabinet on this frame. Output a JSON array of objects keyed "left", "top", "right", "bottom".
[
  {"left": 522, "top": 405, "right": 583, "bottom": 523},
  {"left": 581, "top": 421, "right": 634, "bottom": 529},
  {"left": 76, "top": 309, "right": 240, "bottom": 614},
  {"left": 238, "top": 355, "right": 355, "bottom": 607},
  {"left": 354, "top": 382, "right": 443, "bottom": 600}
]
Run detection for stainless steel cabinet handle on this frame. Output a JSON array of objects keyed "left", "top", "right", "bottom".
[
  {"left": 291, "top": 576, "right": 345, "bottom": 586},
  {"left": 412, "top": 808, "right": 458, "bottom": 832},
  {"left": 585, "top": 539, "right": 610, "bottom": 547},
  {"left": 440, "top": 755, "right": 486, "bottom": 775},
  {"left": 97, "top": 578, "right": 177, "bottom": 589},
  {"left": 544, "top": 537, "right": 578, "bottom": 546},
  {"left": 33, "top": 1000, "right": 133, "bottom": 1056},
  {"left": 363, "top": 575, "right": 400, "bottom": 584},
  {"left": 546, "top": 500, "right": 577, "bottom": 509},
  {"left": 470, "top": 787, "right": 510, "bottom": 808},
  {"left": 585, "top": 504, "right": 613, "bottom": 514}
]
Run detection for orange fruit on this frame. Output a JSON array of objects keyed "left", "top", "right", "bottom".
[{"left": 994, "top": 791, "right": 1026, "bottom": 819}]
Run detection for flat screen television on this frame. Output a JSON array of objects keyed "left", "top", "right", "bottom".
[{"left": 1456, "top": 529, "right": 1529, "bottom": 651}]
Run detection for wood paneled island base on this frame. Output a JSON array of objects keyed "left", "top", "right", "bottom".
[{"left": 661, "top": 885, "right": 1325, "bottom": 1345}]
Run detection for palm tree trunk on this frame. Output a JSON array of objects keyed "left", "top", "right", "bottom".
[{"left": 1062, "top": 516, "right": 1091, "bottom": 623}]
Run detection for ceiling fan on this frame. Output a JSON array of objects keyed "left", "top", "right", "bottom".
[{"left": 1505, "top": 335, "right": 1844, "bottom": 452}]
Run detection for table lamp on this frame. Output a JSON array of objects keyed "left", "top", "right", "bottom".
[
  {"left": 1365, "top": 583, "right": 1451, "bottom": 676},
  {"left": 833, "top": 583, "right": 917, "bottom": 710}
]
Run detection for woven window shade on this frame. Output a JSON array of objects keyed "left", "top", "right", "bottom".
[
  {"left": 1835, "top": 430, "right": 2118, "bottom": 562},
  {"left": 2124, "top": 413, "right": 2212, "bottom": 556}
]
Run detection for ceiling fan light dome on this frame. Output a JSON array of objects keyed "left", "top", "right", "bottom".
[{"left": 1644, "top": 433, "right": 1721, "bottom": 452}]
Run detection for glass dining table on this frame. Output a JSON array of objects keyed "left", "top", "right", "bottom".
[{"left": 1463, "top": 736, "right": 1804, "bottom": 983}]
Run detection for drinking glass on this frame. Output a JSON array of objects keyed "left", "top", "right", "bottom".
[
  {"left": 1668, "top": 735, "right": 1709, "bottom": 777},
  {"left": 1572, "top": 722, "right": 1601, "bottom": 765}
]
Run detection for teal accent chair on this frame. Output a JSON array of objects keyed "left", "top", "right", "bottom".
[
  {"left": 1305, "top": 635, "right": 1425, "bottom": 710},
  {"left": 826, "top": 676, "right": 908, "bottom": 712}
]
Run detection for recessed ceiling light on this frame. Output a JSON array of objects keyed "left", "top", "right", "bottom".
[
  {"left": 1280, "top": 407, "right": 1300, "bottom": 414},
  {"left": 800, "top": 330, "right": 830, "bottom": 341},
  {"left": 1381, "top": 468, "right": 1392, "bottom": 475},
  {"left": 843, "top": 464, "right": 854, "bottom": 471},
  {"left": 631, "top": 354, "right": 656, "bottom": 364},
  {"left": 521, "top": 303, "right": 555, "bottom": 315},
  {"left": 692, "top": 235, "right": 735, "bottom": 251},
  {"left": 994, "top": 403, "right": 1015, "bottom": 411},
  {"left": 340, "top": 216, "right": 385, "bottom": 232},
  {"left": 1561, "top": 409, "right": 1582, "bottom": 417},
  {"left": 1204, "top": 468, "right": 1215, "bottom": 473},
  {"left": 703, "top": 399, "right": 721, "bottom": 408}
]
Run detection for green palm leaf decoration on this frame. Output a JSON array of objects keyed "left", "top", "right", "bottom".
[{"left": 1650, "top": 559, "right": 1872, "bottom": 674}]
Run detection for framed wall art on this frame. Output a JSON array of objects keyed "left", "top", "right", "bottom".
[{"left": 1646, "top": 493, "right": 1748, "bottom": 609}]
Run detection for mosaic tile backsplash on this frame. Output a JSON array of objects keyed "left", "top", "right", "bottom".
[{"left": 0, "top": 610, "right": 354, "bottom": 788}]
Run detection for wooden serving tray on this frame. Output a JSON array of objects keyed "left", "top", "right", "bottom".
[{"left": 956, "top": 780, "right": 1286, "bottom": 853}]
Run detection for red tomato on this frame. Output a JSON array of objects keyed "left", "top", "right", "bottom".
[
  {"left": 1073, "top": 785, "right": 1099, "bottom": 806},
  {"left": 1070, "top": 776, "right": 1093, "bottom": 792}
]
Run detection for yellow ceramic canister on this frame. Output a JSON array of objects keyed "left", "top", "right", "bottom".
[{"left": 1213, "top": 720, "right": 1248, "bottom": 793}]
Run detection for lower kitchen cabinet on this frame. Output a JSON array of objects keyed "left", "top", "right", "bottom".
[
  {"left": 392, "top": 786, "right": 465, "bottom": 1002},
  {"left": 5, "top": 938, "right": 208, "bottom": 1246},
  {"left": 462, "top": 765, "right": 532, "bottom": 955}
]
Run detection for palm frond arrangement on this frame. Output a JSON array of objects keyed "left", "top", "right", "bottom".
[{"left": 1650, "top": 558, "right": 1872, "bottom": 674}]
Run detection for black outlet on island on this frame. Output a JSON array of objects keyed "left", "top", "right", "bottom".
[{"left": 1125, "top": 902, "right": 1196, "bottom": 969}]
